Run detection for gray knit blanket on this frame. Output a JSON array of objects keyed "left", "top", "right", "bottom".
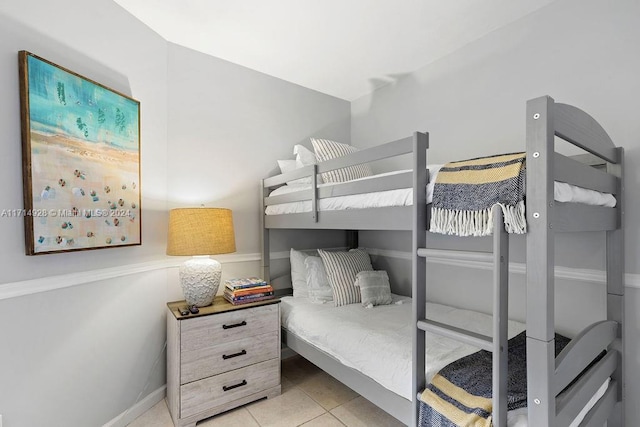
[{"left": 418, "top": 332, "right": 570, "bottom": 427}]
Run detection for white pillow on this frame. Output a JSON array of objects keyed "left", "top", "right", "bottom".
[
  {"left": 290, "top": 248, "right": 311, "bottom": 298},
  {"left": 277, "top": 159, "right": 297, "bottom": 174},
  {"left": 293, "top": 144, "right": 317, "bottom": 166},
  {"left": 354, "top": 270, "right": 393, "bottom": 308},
  {"left": 304, "top": 256, "right": 333, "bottom": 303},
  {"left": 289, "top": 144, "right": 323, "bottom": 184},
  {"left": 310, "top": 138, "right": 373, "bottom": 183},
  {"left": 317, "top": 248, "right": 373, "bottom": 307},
  {"left": 277, "top": 159, "right": 311, "bottom": 185}
]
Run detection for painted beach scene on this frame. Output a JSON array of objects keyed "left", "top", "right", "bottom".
[{"left": 22, "top": 53, "right": 140, "bottom": 254}]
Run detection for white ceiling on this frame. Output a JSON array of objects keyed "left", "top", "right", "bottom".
[{"left": 114, "top": 0, "right": 557, "bottom": 101}]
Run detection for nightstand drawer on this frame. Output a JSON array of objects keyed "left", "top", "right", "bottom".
[
  {"left": 181, "top": 331, "right": 279, "bottom": 384},
  {"left": 181, "top": 303, "right": 278, "bottom": 353},
  {"left": 180, "top": 358, "right": 280, "bottom": 418}
]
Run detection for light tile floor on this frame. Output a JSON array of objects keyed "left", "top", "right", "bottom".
[{"left": 128, "top": 355, "right": 405, "bottom": 427}]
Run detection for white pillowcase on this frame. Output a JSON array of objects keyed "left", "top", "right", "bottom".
[
  {"left": 304, "top": 256, "right": 333, "bottom": 303},
  {"left": 290, "top": 248, "right": 311, "bottom": 298},
  {"left": 277, "top": 159, "right": 297, "bottom": 174},
  {"left": 354, "top": 270, "right": 393, "bottom": 308},
  {"left": 310, "top": 138, "right": 373, "bottom": 183},
  {"left": 291, "top": 144, "right": 323, "bottom": 184},
  {"left": 293, "top": 144, "right": 317, "bottom": 166},
  {"left": 277, "top": 159, "right": 311, "bottom": 185}
]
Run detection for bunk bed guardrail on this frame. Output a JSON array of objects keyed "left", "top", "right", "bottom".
[{"left": 262, "top": 133, "right": 429, "bottom": 231}]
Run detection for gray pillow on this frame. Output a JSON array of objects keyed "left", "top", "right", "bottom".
[
  {"left": 354, "top": 271, "right": 392, "bottom": 308},
  {"left": 317, "top": 248, "right": 373, "bottom": 307}
]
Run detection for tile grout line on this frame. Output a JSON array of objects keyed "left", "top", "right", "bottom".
[
  {"left": 245, "top": 404, "right": 262, "bottom": 427},
  {"left": 282, "top": 369, "right": 357, "bottom": 427},
  {"left": 276, "top": 374, "right": 330, "bottom": 427},
  {"left": 296, "top": 412, "right": 328, "bottom": 426}
]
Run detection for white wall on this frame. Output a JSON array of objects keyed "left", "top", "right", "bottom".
[
  {"left": 0, "top": 3, "right": 350, "bottom": 427},
  {"left": 166, "top": 43, "right": 351, "bottom": 287},
  {"left": 0, "top": 1, "right": 172, "bottom": 426},
  {"left": 352, "top": 0, "right": 639, "bottom": 423}
]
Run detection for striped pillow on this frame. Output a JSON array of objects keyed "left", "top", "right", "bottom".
[
  {"left": 311, "top": 138, "right": 373, "bottom": 183},
  {"left": 317, "top": 249, "right": 373, "bottom": 306}
]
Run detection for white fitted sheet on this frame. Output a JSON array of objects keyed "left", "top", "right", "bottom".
[
  {"left": 281, "top": 295, "right": 524, "bottom": 400},
  {"left": 265, "top": 167, "right": 616, "bottom": 215},
  {"left": 281, "top": 296, "right": 610, "bottom": 427}
]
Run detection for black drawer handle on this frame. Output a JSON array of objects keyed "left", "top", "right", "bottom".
[
  {"left": 223, "top": 380, "right": 247, "bottom": 392},
  {"left": 222, "top": 349, "right": 247, "bottom": 360},
  {"left": 222, "top": 320, "right": 247, "bottom": 330}
]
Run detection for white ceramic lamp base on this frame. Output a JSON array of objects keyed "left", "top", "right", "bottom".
[{"left": 179, "top": 256, "right": 222, "bottom": 307}]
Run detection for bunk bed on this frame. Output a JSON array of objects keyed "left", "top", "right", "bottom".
[{"left": 260, "top": 95, "right": 624, "bottom": 427}]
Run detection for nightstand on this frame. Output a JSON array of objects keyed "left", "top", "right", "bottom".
[{"left": 166, "top": 296, "right": 281, "bottom": 427}]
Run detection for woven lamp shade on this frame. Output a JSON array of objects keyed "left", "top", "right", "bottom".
[{"left": 166, "top": 208, "right": 236, "bottom": 256}]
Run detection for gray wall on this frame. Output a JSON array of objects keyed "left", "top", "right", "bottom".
[
  {"left": 352, "top": 0, "right": 639, "bottom": 422},
  {"left": 0, "top": 2, "right": 171, "bottom": 426},
  {"left": 353, "top": 0, "right": 639, "bottom": 271},
  {"left": 166, "top": 43, "right": 350, "bottom": 283},
  {"left": 0, "top": 3, "right": 350, "bottom": 427}
]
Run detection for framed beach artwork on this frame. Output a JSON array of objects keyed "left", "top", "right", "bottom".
[{"left": 18, "top": 51, "right": 141, "bottom": 255}]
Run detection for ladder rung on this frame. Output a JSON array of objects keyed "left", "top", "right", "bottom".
[
  {"left": 416, "top": 248, "right": 493, "bottom": 262},
  {"left": 417, "top": 319, "right": 493, "bottom": 351},
  {"left": 417, "top": 248, "right": 428, "bottom": 258}
]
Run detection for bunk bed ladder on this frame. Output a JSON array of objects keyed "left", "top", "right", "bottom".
[
  {"left": 492, "top": 207, "right": 509, "bottom": 427},
  {"left": 412, "top": 131, "right": 429, "bottom": 427},
  {"left": 415, "top": 206, "right": 510, "bottom": 427},
  {"left": 605, "top": 146, "right": 624, "bottom": 426}
]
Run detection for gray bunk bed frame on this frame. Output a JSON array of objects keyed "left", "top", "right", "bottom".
[{"left": 260, "top": 95, "right": 624, "bottom": 427}]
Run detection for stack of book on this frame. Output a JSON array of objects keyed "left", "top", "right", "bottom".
[{"left": 224, "top": 277, "right": 274, "bottom": 305}]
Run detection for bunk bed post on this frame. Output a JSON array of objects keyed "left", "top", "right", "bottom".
[
  {"left": 492, "top": 206, "right": 509, "bottom": 427},
  {"left": 346, "top": 230, "right": 359, "bottom": 249},
  {"left": 412, "top": 131, "right": 428, "bottom": 427},
  {"left": 260, "top": 179, "right": 270, "bottom": 283},
  {"left": 311, "top": 163, "right": 318, "bottom": 222},
  {"left": 525, "top": 96, "right": 556, "bottom": 426},
  {"left": 606, "top": 147, "right": 624, "bottom": 426}
]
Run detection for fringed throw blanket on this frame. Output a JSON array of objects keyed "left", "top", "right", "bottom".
[
  {"left": 430, "top": 153, "right": 527, "bottom": 236},
  {"left": 418, "top": 332, "right": 570, "bottom": 427}
]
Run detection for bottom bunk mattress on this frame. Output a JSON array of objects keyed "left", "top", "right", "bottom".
[{"left": 280, "top": 295, "right": 609, "bottom": 427}]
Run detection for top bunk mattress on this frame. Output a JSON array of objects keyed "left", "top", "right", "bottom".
[{"left": 265, "top": 167, "right": 616, "bottom": 216}]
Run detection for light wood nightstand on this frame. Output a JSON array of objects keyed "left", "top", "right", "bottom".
[{"left": 166, "top": 296, "right": 281, "bottom": 427}]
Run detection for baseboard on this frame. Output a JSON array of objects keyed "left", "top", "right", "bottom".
[{"left": 102, "top": 385, "right": 166, "bottom": 427}]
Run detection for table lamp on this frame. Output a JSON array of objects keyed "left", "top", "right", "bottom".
[{"left": 167, "top": 207, "right": 236, "bottom": 307}]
